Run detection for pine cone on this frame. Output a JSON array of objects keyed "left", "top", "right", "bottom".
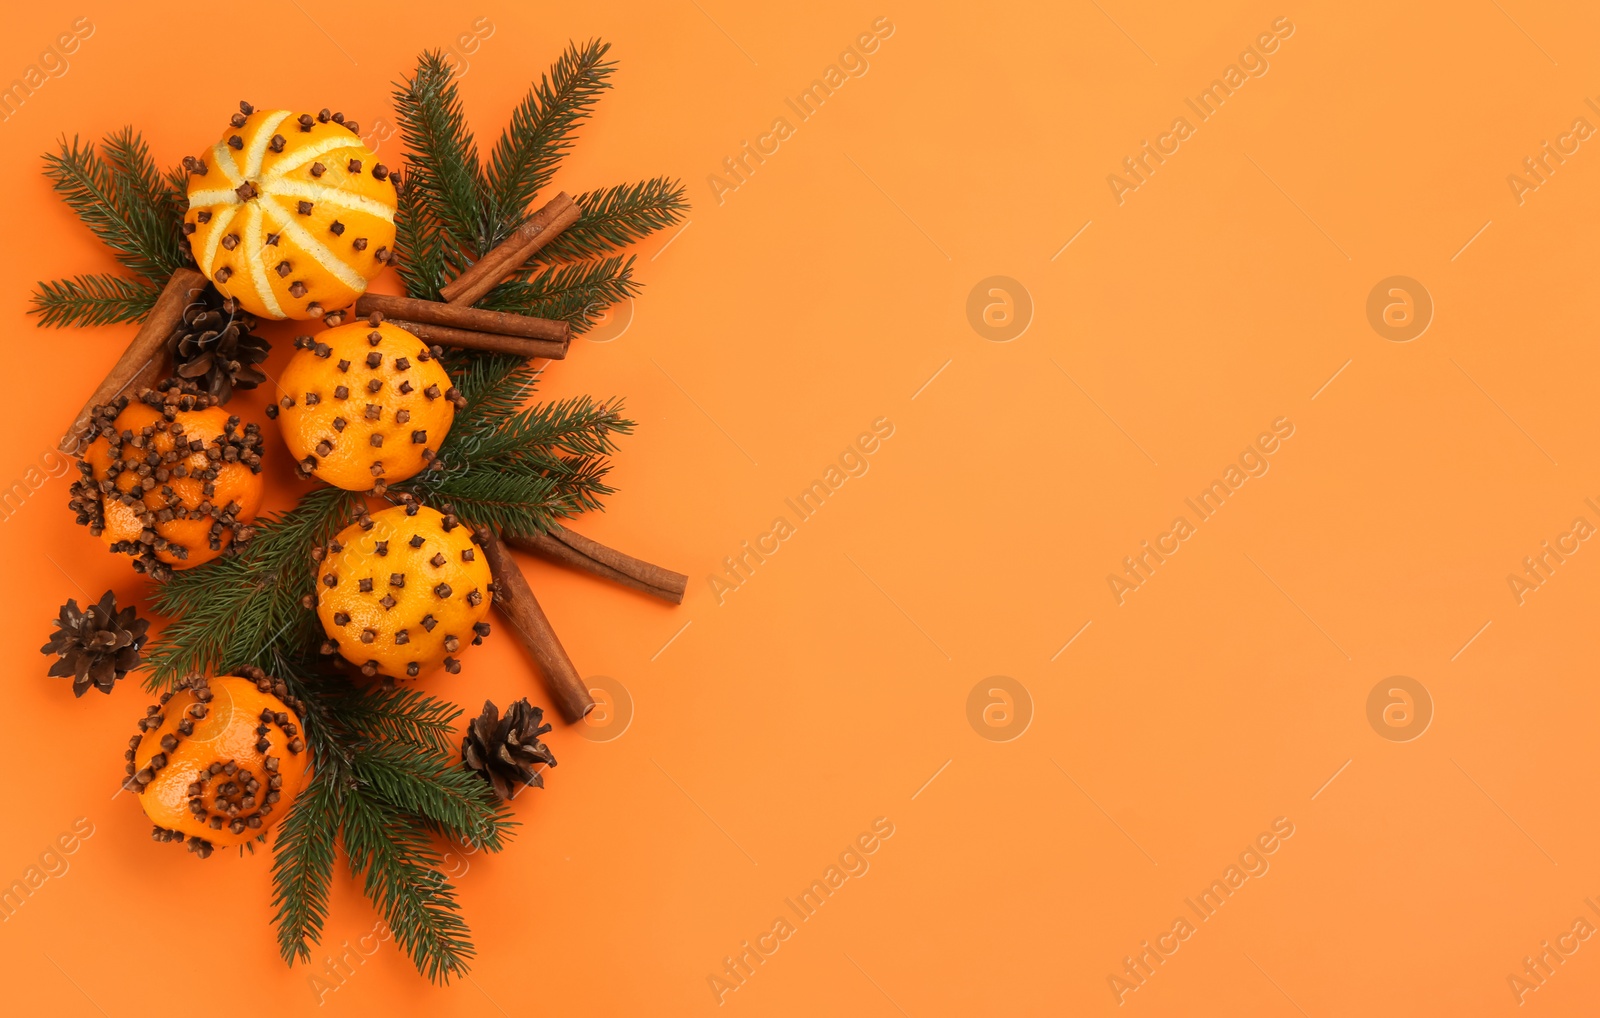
[
  {"left": 166, "top": 285, "right": 269, "bottom": 402},
  {"left": 462, "top": 698, "right": 555, "bottom": 800},
  {"left": 41, "top": 590, "right": 149, "bottom": 696}
]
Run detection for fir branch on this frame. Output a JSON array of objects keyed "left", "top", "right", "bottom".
[
  {"left": 342, "top": 789, "right": 474, "bottom": 983},
  {"left": 399, "top": 461, "right": 618, "bottom": 537},
  {"left": 539, "top": 178, "right": 688, "bottom": 263},
  {"left": 352, "top": 740, "right": 512, "bottom": 852},
  {"left": 486, "top": 38, "right": 615, "bottom": 246},
  {"left": 446, "top": 353, "right": 538, "bottom": 424},
  {"left": 457, "top": 394, "right": 632, "bottom": 463},
  {"left": 28, "top": 273, "right": 160, "bottom": 327},
  {"left": 271, "top": 767, "right": 341, "bottom": 965},
  {"left": 268, "top": 667, "right": 518, "bottom": 979},
  {"left": 335, "top": 685, "right": 463, "bottom": 757},
  {"left": 42, "top": 131, "right": 186, "bottom": 285},
  {"left": 264, "top": 655, "right": 353, "bottom": 774},
  {"left": 394, "top": 178, "right": 454, "bottom": 302},
  {"left": 161, "top": 164, "right": 189, "bottom": 220},
  {"left": 479, "top": 255, "right": 641, "bottom": 335},
  {"left": 145, "top": 486, "right": 362, "bottom": 689},
  {"left": 389, "top": 41, "right": 686, "bottom": 335},
  {"left": 395, "top": 383, "right": 631, "bottom": 535},
  {"left": 101, "top": 127, "right": 189, "bottom": 277},
  {"left": 394, "top": 51, "right": 489, "bottom": 252}
]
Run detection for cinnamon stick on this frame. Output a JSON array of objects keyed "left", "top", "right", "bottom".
[
  {"left": 384, "top": 319, "right": 568, "bottom": 360},
  {"left": 505, "top": 524, "right": 687, "bottom": 604},
  {"left": 441, "top": 192, "right": 581, "bottom": 306},
  {"left": 354, "top": 293, "right": 569, "bottom": 342},
  {"left": 480, "top": 530, "right": 595, "bottom": 723},
  {"left": 60, "top": 268, "right": 205, "bottom": 454}
]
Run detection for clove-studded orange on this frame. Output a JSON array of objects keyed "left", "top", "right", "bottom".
[
  {"left": 183, "top": 102, "right": 397, "bottom": 320},
  {"left": 313, "top": 503, "right": 493, "bottom": 679},
  {"left": 69, "top": 383, "right": 266, "bottom": 578},
  {"left": 273, "top": 318, "right": 461, "bottom": 491},
  {"left": 124, "top": 669, "right": 311, "bottom": 857}
]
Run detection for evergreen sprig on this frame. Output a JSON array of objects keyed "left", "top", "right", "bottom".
[
  {"left": 29, "top": 273, "right": 161, "bottom": 327},
  {"left": 30, "top": 129, "right": 190, "bottom": 327},
  {"left": 342, "top": 790, "right": 473, "bottom": 983},
  {"left": 145, "top": 492, "right": 515, "bottom": 982},
  {"left": 480, "top": 255, "right": 643, "bottom": 335},
  {"left": 270, "top": 758, "right": 341, "bottom": 965},
  {"left": 394, "top": 355, "right": 631, "bottom": 535},
  {"left": 392, "top": 43, "right": 685, "bottom": 336},
  {"left": 406, "top": 465, "right": 618, "bottom": 538},
  {"left": 486, "top": 38, "right": 616, "bottom": 245},
  {"left": 99, "top": 127, "right": 189, "bottom": 277},
  {"left": 354, "top": 740, "right": 510, "bottom": 851},
  {"left": 269, "top": 673, "right": 515, "bottom": 980},
  {"left": 539, "top": 179, "right": 689, "bottom": 263},
  {"left": 394, "top": 177, "right": 454, "bottom": 302},
  {"left": 460, "top": 393, "right": 632, "bottom": 462},
  {"left": 335, "top": 684, "right": 463, "bottom": 756},
  {"left": 145, "top": 486, "right": 363, "bottom": 689},
  {"left": 393, "top": 51, "right": 489, "bottom": 254},
  {"left": 448, "top": 353, "right": 538, "bottom": 422}
]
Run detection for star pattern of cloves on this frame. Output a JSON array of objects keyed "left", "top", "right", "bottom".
[{"left": 68, "top": 383, "right": 265, "bottom": 580}]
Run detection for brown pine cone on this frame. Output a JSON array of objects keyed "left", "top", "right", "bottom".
[
  {"left": 462, "top": 699, "right": 555, "bottom": 800},
  {"left": 166, "top": 285, "right": 269, "bottom": 402},
  {"left": 41, "top": 590, "right": 149, "bottom": 696}
]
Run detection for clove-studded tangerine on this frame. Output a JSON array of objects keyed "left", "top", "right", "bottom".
[
  {"left": 312, "top": 503, "right": 493, "bottom": 679},
  {"left": 273, "top": 317, "right": 461, "bottom": 491},
  {"left": 124, "top": 669, "right": 311, "bottom": 858},
  {"left": 69, "top": 382, "right": 265, "bottom": 578},
  {"left": 183, "top": 101, "right": 397, "bottom": 320}
]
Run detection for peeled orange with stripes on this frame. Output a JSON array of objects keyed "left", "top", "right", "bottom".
[{"left": 182, "top": 102, "right": 397, "bottom": 320}]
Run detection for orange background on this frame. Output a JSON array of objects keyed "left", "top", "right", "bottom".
[{"left": 2, "top": 1, "right": 1599, "bottom": 1014}]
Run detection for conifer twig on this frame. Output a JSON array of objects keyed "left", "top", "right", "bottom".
[
  {"left": 30, "top": 127, "right": 194, "bottom": 329},
  {"left": 392, "top": 51, "right": 487, "bottom": 253},
  {"left": 30, "top": 273, "right": 162, "bottom": 328},
  {"left": 486, "top": 38, "right": 615, "bottom": 243},
  {"left": 271, "top": 765, "right": 341, "bottom": 965},
  {"left": 393, "top": 43, "right": 683, "bottom": 336},
  {"left": 538, "top": 179, "right": 689, "bottom": 264},
  {"left": 342, "top": 787, "right": 475, "bottom": 982},
  {"left": 479, "top": 255, "right": 642, "bottom": 335},
  {"left": 394, "top": 176, "right": 454, "bottom": 302},
  {"left": 268, "top": 664, "right": 514, "bottom": 978},
  {"left": 42, "top": 129, "right": 188, "bottom": 283}
]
